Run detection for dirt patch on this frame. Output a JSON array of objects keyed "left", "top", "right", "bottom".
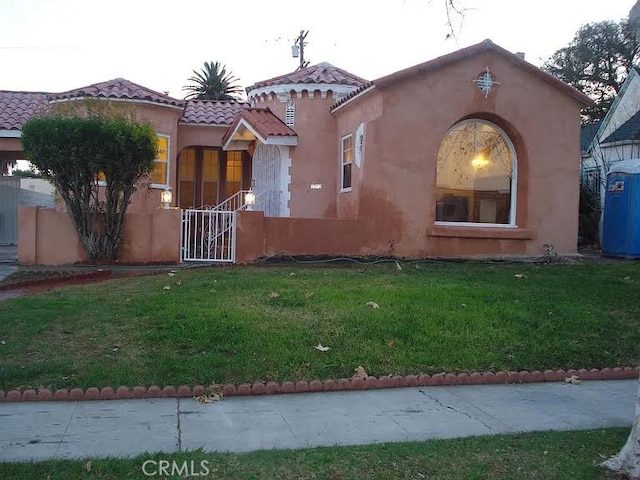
[
  {"left": 0, "top": 270, "right": 111, "bottom": 290},
  {"left": 0, "top": 268, "right": 172, "bottom": 300}
]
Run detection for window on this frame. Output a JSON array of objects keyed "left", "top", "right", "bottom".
[
  {"left": 341, "top": 134, "right": 353, "bottom": 191},
  {"left": 178, "top": 148, "right": 196, "bottom": 208},
  {"left": 285, "top": 101, "right": 295, "bottom": 127},
  {"left": 150, "top": 134, "right": 169, "bottom": 186},
  {"left": 435, "top": 119, "right": 516, "bottom": 225},
  {"left": 202, "top": 149, "right": 219, "bottom": 206},
  {"left": 226, "top": 151, "right": 243, "bottom": 197}
]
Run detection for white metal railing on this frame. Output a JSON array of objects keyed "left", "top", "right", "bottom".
[
  {"left": 209, "top": 190, "right": 251, "bottom": 212},
  {"left": 179, "top": 190, "right": 279, "bottom": 263},
  {"left": 181, "top": 209, "right": 236, "bottom": 262}
]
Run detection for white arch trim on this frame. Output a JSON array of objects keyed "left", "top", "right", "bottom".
[{"left": 435, "top": 118, "right": 518, "bottom": 228}]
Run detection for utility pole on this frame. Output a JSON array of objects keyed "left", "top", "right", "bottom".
[{"left": 292, "top": 30, "right": 309, "bottom": 70}]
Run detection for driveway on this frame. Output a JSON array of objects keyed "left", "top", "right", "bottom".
[{"left": 0, "top": 244, "right": 18, "bottom": 282}]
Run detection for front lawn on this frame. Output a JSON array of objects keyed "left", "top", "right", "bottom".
[
  {"left": 0, "top": 428, "right": 630, "bottom": 479},
  {"left": 0, "top": 262, "right": 638, "bottom": 390}
]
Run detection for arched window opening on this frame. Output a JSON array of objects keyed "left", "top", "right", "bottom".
[{"left": 435, "top": 119, "right": 517, "bottom": 226}]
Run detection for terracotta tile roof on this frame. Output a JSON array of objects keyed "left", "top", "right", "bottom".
[
  {"left": 329, "top": 82, "right": 374, "bottom": 110},
  {"left": 239, "top": 108, "right": 296, "bottom": 138},
  {"left": 0, "top": 91, "right": 50, "bottom": 130},
  {"left": 247, "top": 62, "right": 368, "bottom": 93},
  {"left": 222, "top": 108, "right": 296, "bottom": 146},
  {"left": 180, "top": 100, "right": 249, "bottom": 125},
  {"left": 48, "top": 78, "right": 185, "bottom": 108}
]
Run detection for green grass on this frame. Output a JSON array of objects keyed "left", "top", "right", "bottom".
[
  {"left": 0, "top": 262, "right": 639, "bottom": 390},
  {"left": 0, "top": 428, "right": 630, "bottom": 479}
]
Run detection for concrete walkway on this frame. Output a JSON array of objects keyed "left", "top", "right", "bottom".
[
  {"left": 0, "top": 245, "right": 17, "bottom": 282},
  {"left": 0, "top": 379, "right": 636, "bottom": 462}
]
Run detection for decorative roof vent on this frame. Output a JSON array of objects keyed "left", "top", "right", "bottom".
[
  {"left": 473, "top": 68, "right": 500, "bottom": 98},
  {"left": 285, "top": 101, "right": 295, "bottom": 127}
]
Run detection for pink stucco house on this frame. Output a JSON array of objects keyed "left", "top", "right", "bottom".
[{"left": 0, "top": 39, "right": 591, "bottom": 265}]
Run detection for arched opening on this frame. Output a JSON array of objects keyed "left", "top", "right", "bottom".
[
  {"left": 435, "top": 119, "right": 517, "bottom": 226},
  {"left": 176, "top": 147, "right": 250, "bottom": 209}
]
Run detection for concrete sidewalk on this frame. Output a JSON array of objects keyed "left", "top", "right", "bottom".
[{"left": 0, "top": 379, "right": 636, "bottom": 462}]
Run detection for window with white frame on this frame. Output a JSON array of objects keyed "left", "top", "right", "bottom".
[
  {"left": 150, "top": 134, "right": 170, "bottom": 187},
  {"left": 285, "top": 101, "right": 295, "bottom": 127},
  {"left": 435, "top": 119, "right": 516, "bottom": 225},
  {"left": 341, "top": 134, "right": 353, "bottom": 191}
]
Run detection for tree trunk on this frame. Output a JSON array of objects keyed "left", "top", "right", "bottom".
[{"left": 602, "top": 376, "right": 640, "bottom": 478}]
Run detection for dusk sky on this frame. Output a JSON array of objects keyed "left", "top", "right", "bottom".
[{"left": 0, "top": 0, "right": 634, "bottom": 99}]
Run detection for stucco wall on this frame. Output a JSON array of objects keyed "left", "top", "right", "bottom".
[
  {"left": 333, "top": 50, "right": 583, "bottom": 256},
  {"left": 176, "top": 125, "right": 228, "bottom": 151},
  {"left": 334, "top": 91, "right": 383, "bottom": 219},
  {"left": 236, "top": 210, "right": 363, "bottom": 263},
  {"left": 18, "top": 206, "right": 181, "bottom": 265},
  {"left": 0, "top": 138, "right": 23, "bottom": 152},
  {"left": 257, "top": 91, "right": 340, "bottom": 218},
  {"left": 127, "top": 104, "right": 183, "bottom": 215}
]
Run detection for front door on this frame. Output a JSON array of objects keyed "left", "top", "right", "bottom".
[{"left": 252, "top": 144, "right": 281, "bottom": 216}]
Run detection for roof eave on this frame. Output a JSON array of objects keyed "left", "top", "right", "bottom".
[
  {"left": 48, "top": 96, "right": 185, "bottom": 111},
  {"left": 373, "top": 39, "right": 593, "bottom": 107},
  {"left": 330, "top": 84, "right": 376, "bottom": 113},
  {"left": 178, "top": 121, "right": 231, "bottom": 128},
  {"left": 0, "top": 130, "right": 22, "bottom": 138}
]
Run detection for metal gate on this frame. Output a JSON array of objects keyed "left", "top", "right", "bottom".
[
  {"left": 181, "top": 209, "right": 236, "bottom": 262},
  {"left": 252, "top": 144, "right": 282, "bottom": 216},
  {"left": 0, "top": 177, "right": 19, "bottom": 245}
]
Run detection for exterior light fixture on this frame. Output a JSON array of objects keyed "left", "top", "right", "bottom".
[
  {"left": 471, "top": 154, "right": 490, "bottom": 169},
  {"left": 245, "top": 190, "right": 256, "bottom": 211},
  {"left": 161, "top": 188, "right": 172, "bottom": 209}
]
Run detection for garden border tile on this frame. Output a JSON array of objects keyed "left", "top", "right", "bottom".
[{"left": 1, "top": 367, "right": 638, "bottom": 402}]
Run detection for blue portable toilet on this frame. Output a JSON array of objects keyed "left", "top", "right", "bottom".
[{"left": 601, "top": 159, "right": 640, "bottom": 258}]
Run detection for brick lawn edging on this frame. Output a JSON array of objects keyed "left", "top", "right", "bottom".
[{"left": 0, "top": 367, "right": 638, "bottom": 402}]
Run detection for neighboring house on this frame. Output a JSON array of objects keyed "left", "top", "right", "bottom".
[
  {"left": 0, "top": 39, "right": 591, "bottom": 264},
  {"left": 0, "top": 177, "right": 54, "bottom": 244},
  {"left": 581, "top": 68, "right": 640, "bottom": 205},
  {"left": 19, "top": 178, "right": 55, "bottom": 196}
]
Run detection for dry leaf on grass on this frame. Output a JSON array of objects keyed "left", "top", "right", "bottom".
[
  {"left": 305, "top": 291, "right": 315, "bottom": 299},
  {"left": 84, "top": 461, "right": 92, "bottom": 472},
  {"left": 268, "top": 291, "right": 279, "bottom": 298},
  {"left": 395, "top": 261, "right": 403, "bottom": 271},
  {"left": 175, "top": 280, "right": 183, "bottom": 286},
  {"left": 565, "top": 375, "right": 581, "bottom": 385},
  {"left": 315, "top": 343, "right": 331, "bottom": 352},
  {"left": 366, "top": 301, "right": 380, "bottom": 309},
  {"left": 387, "top": 340, "right": 395, "bottom": 347},
  {"left": 353, "top": 366, "right": 368, "bottom": 380}
]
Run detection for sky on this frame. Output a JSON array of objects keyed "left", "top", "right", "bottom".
[{"left": 0, "top": 0, "right": 635, "bottom": 99}]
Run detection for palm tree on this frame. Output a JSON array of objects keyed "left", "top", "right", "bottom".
[{"left": 183, "top": 61, "right": 243, "bottom": 101}]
